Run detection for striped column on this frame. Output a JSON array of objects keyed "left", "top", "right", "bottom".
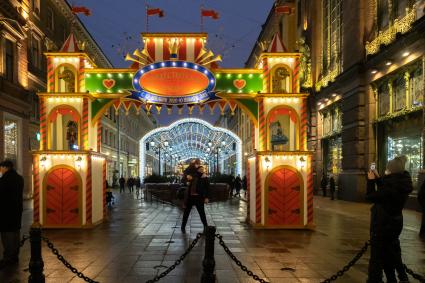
[
  {"left": 307, "top": 155, "right": 314, "bottom": 226},
  {"left": 293, "top": 57, "right": 300, "bottom": 93},
  {"left": 258, "top": 99, "right": 266, "bottom": 151},
  {"left": 97, "top": 120, "right": 102, "bottom": 152},
  {"left": 78, "top": 57, "right": 85, "bottom": 92},
  {"left": 47, "top": 57, "right": 54, "bottom": 92},
  {"left": 246, "top": 157, "right": 250, "bottom": 222},
  {"left": 103, "top": 159, "right": 107, "bottom": 218},
  {"left": 86, "top": 157, "right": 92, "bottom": 225},
  {"left": 33, "top": 156, "right": 40, "bottom": 224},
  {"left": 82, "top": 98, "right": 89, "bottom": 150},
  {"left": 300, "top": 98, "right": 307, "bottom": 151},
  {"left": 255, "top": 156, "right": 262, "bottom": 224},
  {"left": 262, "top": 57, "right": 270, "bottom": 93},
  {"left": 40, "top": 98, "right": 47, "bottom": 150}
]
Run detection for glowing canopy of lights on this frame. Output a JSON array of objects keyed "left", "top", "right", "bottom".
[{"left": 139, "top": 118, "right": 242, "bottom": 178}]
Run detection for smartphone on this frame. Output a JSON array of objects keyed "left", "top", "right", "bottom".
[{"left": 370, "top": 162, "right": 376, "bottom": 171}]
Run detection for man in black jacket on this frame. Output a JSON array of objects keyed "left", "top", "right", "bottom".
[
  {"left": 366, "top": 158, "right": 412, "bottom": 283},
  {"left": 0, "top": 160, "right": 24, "bottom": 269},
  {"left": 181, "top": 160, "right": 209, "bottom": 233}
]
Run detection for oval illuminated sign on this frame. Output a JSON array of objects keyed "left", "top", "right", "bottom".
[{"left": 132, "top": 61, "right": 216, "bottom": 105}]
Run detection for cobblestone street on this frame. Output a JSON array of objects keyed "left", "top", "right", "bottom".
[{"left": 1, "top": 192, "right": 424, "bottom": 283}]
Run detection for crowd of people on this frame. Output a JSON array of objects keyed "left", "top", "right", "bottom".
[
  {"left": 229, "top": 174, "right": 248, "bottom": 198},
  {"left": 118, "top": 176, "right": 141, "bottom": 194}
]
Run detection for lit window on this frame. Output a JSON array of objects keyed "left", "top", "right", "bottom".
[{"left": 4, "top": 119, "right": 18, "bottom": 166}]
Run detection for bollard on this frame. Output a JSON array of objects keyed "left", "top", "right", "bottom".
[
  {"left": 201, "top": 226, "right": 216, "bottom": 283},
  {"left": 28, "top": 228, "right": 45, "bottom": 283}
]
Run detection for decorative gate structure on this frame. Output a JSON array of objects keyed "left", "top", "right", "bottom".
[{"left": 33, "top": 31, "right": 314, "bottom": 229}]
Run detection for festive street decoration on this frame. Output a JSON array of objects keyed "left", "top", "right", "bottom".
[{"left": 34, "top": 31, "right": 314, "bottom": 230}]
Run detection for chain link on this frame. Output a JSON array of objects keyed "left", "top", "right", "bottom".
[
  {"left": 215, "top": 233, "right": 269, "bottom": 283},
  {"left": 145, "top": 233, "right": 203, "bottom": 283},
  {"left": 320, "top": 241, "right": 370, "bottom": 283},
  {"left": 19, "top": 235, "right": 29, "bottom": 247},
  {"left": 42, "top": 237, "right": 99, "bottom": 283},
  {"left": 404, "top": 264, "right": 425, "bottom": 282}
]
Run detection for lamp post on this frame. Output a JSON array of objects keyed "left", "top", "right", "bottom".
[{"left": 150, "top": 140, "right": 169, "bottom": 175}]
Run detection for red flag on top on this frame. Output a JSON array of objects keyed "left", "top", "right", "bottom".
[
  {"left": 201, "top": 9, "right": 219, "bottom": 19},
  {"left": 275, "top": 5, "right": 292, "bottom": 15},
  {"left": 71, "top": 6, "right": 91, "bottom": 16},
  {"left": 147, "top": 7, "right": 164, "bottom": 17}
]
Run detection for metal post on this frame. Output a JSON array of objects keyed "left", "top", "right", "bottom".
[
  {"left": 117, "top": 111, "right": 121, "bottom": 177},
  {"left": 28, "top": 228, "right": 45, "bottom": 283},
  {"left": 201, "top": 226, "right": 216, "bottom": 283},
  {"left": 158, "top": 147, "right": 161, "bottom": 175}
]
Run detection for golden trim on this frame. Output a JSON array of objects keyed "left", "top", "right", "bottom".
[
  {"left": 85, "top": 69, "right": 135, "bottom": 73},
  {"left": 256, "top": 151, "right": 313, "bottom": 155},
  {"left": 213, "top": 69, "right": 263, "bottom": 74},
  {"left": 264, "top": 165, "right": 305, "bottom": 227},
  {"left": 269, "top": 63, "right": 293, "bottom": 93},
  {"left": 47, "top": 105, "right": 82, "bottom": 151},
  {"left": 54, "top": 63, "right": 78, "bottom": 93},
  {"left": 256, "top": 93, "right": 309, "bottom": 98},
  {"left": 141, "top": 33, "right": 208, "bottom": 38},
  {"left": 91, "top": 99, "right": 118, "bottom": 126},
  {"left": 42, "top": 165, "right": 83, "bottom": 227},
  {"left": 265, "top": 105, "right": 300, "bottom": 151}
]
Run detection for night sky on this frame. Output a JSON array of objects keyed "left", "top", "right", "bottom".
[{"left": 72, "top": 0, "right": 274, "bottom": 125}]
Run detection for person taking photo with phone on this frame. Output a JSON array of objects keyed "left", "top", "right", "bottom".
[{"left": 366, "top": 157, "right": 412, "bottom": 283}]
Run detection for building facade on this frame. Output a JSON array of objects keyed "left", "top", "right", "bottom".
[
  {"left": 236, "top": 0, "right": 425, "bottom": 207},
  {"left": 100, "top": 105, "right": 155, "bottom": 185},
  {"left": 0, "top": 0, "right": 110, "bottom": 197}
]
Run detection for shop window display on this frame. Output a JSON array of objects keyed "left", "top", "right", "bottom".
[
  {"left": 325, "top": 136, "right": 342, "bottom": 180},
  {"left": 410, "top": 68, "right": 423, "bottom": 107},
  {"left": 378, "top": 83, "right": 390, "bottom": 116},
  {"left": 4, "top": 119, "right": 18, "bottom": 165},
  {"left": 388, "top": 136, "right": 422, "bottom": 190},
  {"left": 392, "top": 76, "right": 406, "bottom": 111}
]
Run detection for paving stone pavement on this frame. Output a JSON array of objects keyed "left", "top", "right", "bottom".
[{"left": 1, "top": 191, "right": 424, "bottom": 283}]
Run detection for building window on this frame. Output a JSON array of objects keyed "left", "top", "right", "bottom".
[
  {"left": 388, "top": 135, "right": 422, "bottom": 188},
  {"left": 410, "top": 67, "right": 423, "bottom": 107},
  {"left": 394, "top": 0, "right": 408, "bottom": 19},
  {"left": 4, "top": 119, "right": 18, "bottom": 166},
  {"left": 5, "top": 39, "right": 14, "bottom": 82},
  {"left": 378, "top": 83, "right": 390, "bottom": 116},
  {"left": 32, "top": 0, "right": 40, "bottom": 15},
  {"left": 324, "top": 136, "right": 342, "bottom": 179},
  {"left": 29, "top": 35, "right": 41, "bottom": 69},
  {"left": 47, "top": 7, "right": 54, "bottom": 31},
  {"left": 392, "top": 76, "right": 406, "bottom": 112},
  {"left": 322, "top": 0, "right": 342, "bottom": 73},
  {"left": 377, "top": 0, "right": 389, "bottom": 29}
]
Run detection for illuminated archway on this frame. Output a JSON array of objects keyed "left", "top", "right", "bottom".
[{"left": 139, "top": 118, "right": 242, "bottom": 179}]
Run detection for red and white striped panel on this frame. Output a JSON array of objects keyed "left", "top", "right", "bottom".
[{"left": 144, "top": 37, "right": 204, "bottom": 62}]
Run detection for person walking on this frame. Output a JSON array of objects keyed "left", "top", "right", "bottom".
[
  {"left": 0, "top": 160, "right": 24, "bottom": 269},
  {"left": 329, "top": 175, "right": 336, "bottom": 200},
  {"left": 127, "top": 177, "right": 134, "bottom": 193},
  {"left": 366, "top": 158, "right": 412, "bottom": 283},
  {"left": 234, "top": 174, "right": 242, "bottom": 197},
  {"left": 119, "top": 176, "right": 125, "bottom": 193},
  {"left": 181, "top": 160, "right": 209, "bottom": 233},
  {"left": 320, "top": 172, "right": 328, "bottom": 197},
  {"left": 419, "top": 179, "right": 425, "bottom": 239},
  {"left": 229, "top": 175, "right": 235, "bottom": 197},
  {"left": 135, "top": 176, "right": 141, "bottom": 197},
  {"left": 242, "top": 175, "right": 248, "bottom": 198}
]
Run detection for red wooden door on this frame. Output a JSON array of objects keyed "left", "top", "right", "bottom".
[
  {"left": 267, "top": 168, "right": 301, "bottom": 225},
  {"left": 45, "top": 168, "right": 80, "bottom": 226}
]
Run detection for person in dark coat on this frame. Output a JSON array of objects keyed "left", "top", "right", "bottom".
[
  {"left": 418, "top": 178, "right": 425, "bottom": 238},
  {"left": 127, "top": 177, "right": 134, "bottom": 193},
  {"left": 135, "top": 176, "right": 141, "bottom": 196},
  {"left": 181, "top": 160, "right": 209, "bottom": 233},
  {"left": 242, "top": 175, "right": 248, "bottom": 197},
  {"left": 0, "top": 160, "right": 24, "bottom": 269},
  {"left": 119, "top": 176, "right": 125, "bottom": 193},
  {"left": 229, "top": 175, "right": 235, "bottom": 197},
  {"left": 234, "top": 174, "right": 242, "bottom": 197},
  {"left": 329, "top": 175, "right": 336, "bottom": 200},
  {"left": 366, "top": 158, "right": 412, "bottom": 283},
  {"left": 320, "top": 172, "right": 328, "bottom": 197}
]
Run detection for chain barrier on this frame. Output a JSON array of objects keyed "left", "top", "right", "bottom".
[
  {"left": 405, "top": 264, "right": 425, "bottom": 283},
  {"left": 215, "top": 233, "right": 269, "bottom": 283},
  {"left": 145, "top": 233, "right": 203, "bottom": 283},
  {"left": 41, "top": 237, "right": 99, "bottom": 283},
  {"left": 320, "top": 241, "right": 370, "bottom": 283},
  {"left": 20, "top": 235, "right": 29, "bottom": 247}
]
